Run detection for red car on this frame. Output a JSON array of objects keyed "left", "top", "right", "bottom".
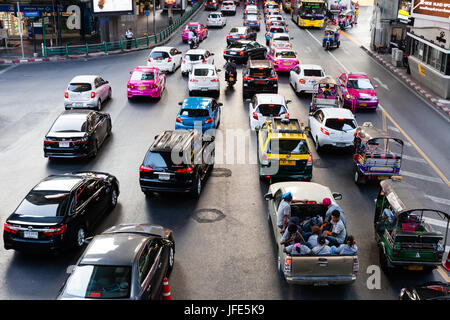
[
  {"left": 337, "top": 72, "right": 379, "bottom": 110},
  {"left": 127, "top": 66, "right": 166, "bottom": 99}
]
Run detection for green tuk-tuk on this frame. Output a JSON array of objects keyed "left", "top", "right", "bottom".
[{"left": 374, "top": 178, "right": 449, "bottom": 272}]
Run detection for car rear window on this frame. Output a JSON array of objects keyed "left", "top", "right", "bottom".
[
  {"left": 130, "top": 71, "right": 155, "bottom": 81},
  {"left": 257, "top": 104, "right": 286, "bottom": 116},
  {"left": 223, "top": 1, "right": 234, "bottom": 5},
  {"left": 304, "top": 69, "right": 323, "bottom": 77},
  {"left": 63, "top": 265, "right": 131, "bottom": 299},
  {"left": 194, "top": 68, "right": 215, "bottom": 77},
  {"left": 230, "top": 27, "right": 244, "bottom": 33},
  {"left": 144, "top": 151, "right": 172, "bottom": 169},
  {"left": 274, "top": 35, "right": 289, "bottom": 41},
  {"left": 249, "top": 67, "right": 275, "bottom": 78},
  {"left": 180, "top": 109, "right": 210, "bottom": 117},
  {"left": 276, "top": 51, "right": 296, "bottom": 58},
  {"left": 68, "top": 83, "right": 92, "bottom": 92},
  {"left": 270, "top": 27, "right": 285, "bottom": 33},
  {"left": 348, "top": 78, "right": 374, "bottom": 90},
  {"left": 14, "top": 191, "right": 70, "bottom": 218},
  {"left": 209, "top": 14, "right": 221, "bottom": 18},
  {"left": 269, "top": 139, "right": 309, "bottom": 155},
  {"left": 186, "top": 54, "right": 204, "bottom": 61},
  {"left": 150, "top": 51, "right": 169, "bottom": 60},
  {"left": 187, "top": 25, "right": 199, "bottom": 31},
  {"left": 325, "top": 118, "right": 356, "bottom": 131},
  {"left": 51, "top": 116, "right": 88, "bottom": 132},
  {"left": 229, "top": 42, "right": 246, "bottom": 49}
]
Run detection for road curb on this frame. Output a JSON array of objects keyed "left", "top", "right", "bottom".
[
  {"left": 0, "top": 6, "right": 204, "bottom": 66},
  {"left": 360, "top": 45, "right": 450, "bottom": 118}
]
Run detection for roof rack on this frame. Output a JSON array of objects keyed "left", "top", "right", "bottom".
[{"left": 269, "top": 117, "right": 304, "bottom": 134}]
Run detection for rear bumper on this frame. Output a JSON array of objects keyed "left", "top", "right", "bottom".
[
  {"left": 64, "top": 101, "right": 97, "bottom": 109},
  {"left": 224, "top": 54, "right": 247, "bottom": 62},
  {"left": 44, "top": 146, "right": 91, "bottom": 158},
  {"left": 4, "top": 235, "right": 66, "bottom": 253},
  {"left": 387, "top": 257, "right": 441, "bottom": 267},
  {"left": 175, "top": 123, "right": 215, "bottom": 133},
  {"left": 298, "top": 19, "right": 324, "bottom": 28},
  {"left": 343, "top": 98, "right": 378, "bottom": 109},
  {"left": 127, "top": 88, "right": 161, "bottom": 98},
  {"left": 243, "top": 82, "right": 278, "bottom": 94},
  {"left": 260, "top": 166, "right": 312, "bottom": 180},
  {"left": 273, "top": 63, "right": 298, "bottom": 72},
  {"left": 285, "top": 275, "right": 356, "bottom": 285},
  {"left": 140, "top": 181, "right": 195, "bottom": 194}
]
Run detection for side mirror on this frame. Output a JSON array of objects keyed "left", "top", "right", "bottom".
[
  {"left": 84, "top": 236, "right": 94, "bottom": 245},
  {"left": 332, "top": 193, "right": 343, "bottom": 201},
  {"left": 178, "top": 102, "right": 183, "bottom": 105},
  {"left": 211, "top": 53, "right": 215, "bottom": 55},
  {"left": 286, "top": 99, "right": 292, "bottom": 104},
  {"left": 218, "top": 102, "right": 223, "bottom": 107},
  {"left": 129, "top": 71, "right": 132, "bottom": 74},
  {"left": 304, "top": 126, "right": 311, "bottom": 132},
  {"left": 154, "top": 135, "right": 159, "bottom": 140},
  {"left": 264, "top": 193, "right": 273, "bottom": 201}
]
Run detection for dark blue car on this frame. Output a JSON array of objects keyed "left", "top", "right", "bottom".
[{"left": 175, "top": 97, "right": 222, "bottom": 133}]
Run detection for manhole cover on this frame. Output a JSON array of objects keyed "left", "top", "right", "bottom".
[
  {"left": 210, "top": 168, "right": 232, "bottom": 177},
  {"left": 313, "top": 159, "right": 336, "bottom": 168},
  {"left": 192, "top": 209, "right": 225, "bottom": 223}
]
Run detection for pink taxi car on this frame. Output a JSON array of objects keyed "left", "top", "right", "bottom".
[
  {"left": 266, "top": 48, "right": 299, "bottom": 72},
  {"left": 337, "top": 72, "right": 379, "bottom": 110},
  {"left": 182, "top": 23, "right": 208, "bottom": 43},
  {"left": 127, "top": 66, "right": 166, "bottom": 99}
]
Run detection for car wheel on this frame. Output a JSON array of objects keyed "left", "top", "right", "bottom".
[
  {"left": 379, "top": 246, "right": 391, "bottom": 274},
  {"left": 166, "top": 245, "right": 175, "bottom": 277},
  {"left": 108, "top": 88, "right": 112, "bottom": 100},
  {"left": 171, "top": 63, "right": 176, "bottom": 73},
  {"left": 91, "top": 140, "right": 99, "bottom": 158},
  {"left": 75, "top": 226, "right": 86, "bottom": 249},
  {"left": 110, "top": 185, "right": 118, "bottom": 209},
  {"left": 315, "top": 136, "right": 322, "bottom": 152},
  {"left": 192, "top": 175, "right": 202, "bottom": 198},
  {"left": 278, "top": 250, "right": 285, "bottom": 281},
  {"left": 96, "top": 99, "right": 102, "bottom": 111}
]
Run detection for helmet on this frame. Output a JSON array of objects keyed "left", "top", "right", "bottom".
[
  {"left": 282, "top": 192, "right": 293, "bottom": 202},
  {"left": 322, "top": 197, "right": 332, "bottom": 206}
]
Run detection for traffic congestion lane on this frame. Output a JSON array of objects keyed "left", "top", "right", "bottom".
[{"left": 0, "top": 3, "right": 447, "bottom": 301}]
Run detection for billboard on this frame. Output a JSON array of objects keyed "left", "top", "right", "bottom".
[
  {"left": 91, "top": 0, "right": 134, "bottom": 15},
  {"left": 411, "top": 0, "right": 450, "bottom": 22}
]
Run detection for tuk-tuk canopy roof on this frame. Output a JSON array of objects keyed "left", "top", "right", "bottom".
[
  {"left": 357, "top": 122, "right": 404, "bottom": 144},
  {"left": 325, "top": 25, "right": 340, "bottom": 33},
  {"left": 316, "top": 76, "right": 338, "bottom": 86},
  {"left": 380, "top": 179, "right": 450, "bottom": 220}
]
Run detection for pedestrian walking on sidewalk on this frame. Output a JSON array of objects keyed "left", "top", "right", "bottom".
[{"left": 125, "top": 28, "right": 134, "bottom": 49}]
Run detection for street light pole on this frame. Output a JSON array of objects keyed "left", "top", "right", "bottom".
[
  {"left": 16, "top": 2, "right": 25, "bottom": 58},
  {"left": 153, "top": 0, "right": 156, "bottom": 36}
]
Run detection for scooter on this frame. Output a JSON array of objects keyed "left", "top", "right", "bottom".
[
  {"left": 189, "top": 36, "right": 199, "bottom": 49},
  {"left": 225, "top": 71, "right": 237, "bottom": 87}
]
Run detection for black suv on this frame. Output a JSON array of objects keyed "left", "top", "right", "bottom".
[
  {"left": 242, "top": 60, "right": 278, "bottom": 98},
  {"left": 205, "top": 0, "right": 219, "bottom": 10},
  {"left": 139, "top": 130, "right": 215, "bottom": 197},
  {"left": 223, "top": 40, "right": 267, "bottom": 64}
]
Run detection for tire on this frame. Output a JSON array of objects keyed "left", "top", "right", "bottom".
[
  {"left": 354, "top": 168, "right": 366, "bottom": 184},
  {"left": 379, "top": 246, "right": 390, "bottom": 274},
  {"left": 278, "top": 250, "right": 286, "bottom": 281},
  {"left": 91, "top": 140, "right": 99, "bottom": 158},
  {"left": 108, "top": 88, "right": 112, "bottom": 100},
  {"left": 96, "top": 100, "right": 102, "bottom": 111},
  {"left": 171, "top": 63, "right": 176, "bottom": 73},
  {"left": 191, "top": 175, "right": 202, "bottom": 198},
  {"left": 110, "top": 185, "right": 118, "bottom": 209},
  {"left": 315, "top": 136, "right": 322, "bottom": 152},
  {"left": 75, "top": 226, "right": 86, "bottom": 249},
  {"left": 166, "top": 244, "right": 175, "bottom": 277}
]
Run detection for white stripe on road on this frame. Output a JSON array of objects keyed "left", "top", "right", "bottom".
[
  {"left": 394, "top": 153, "right": 427, "bottom": 163},
  {"left": 423, "top": 217, "right": 450, "bottom": 229},
  {"left": 425, "top": 195, "right": 450, "bottom": 206},
  {"left": 388, "top": 126, "right": 400, "bottom": 133},
  {"left": 401, "top": 170, "right": 444, "bottom": 184},
  {"left": 0, "top": 64, "right": 18, "bottom": 75}
]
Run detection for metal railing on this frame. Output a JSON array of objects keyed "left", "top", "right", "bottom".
[{"left": 43, "top": 2, "right": 202, "bottom": 58}]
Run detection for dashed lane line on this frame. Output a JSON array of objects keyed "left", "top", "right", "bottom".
[
  {"left": 401, "top": 171, "right": 445, "bottom": 184},
  {"left": 425, "top": 195, "right": 450, "bottom": 207}
]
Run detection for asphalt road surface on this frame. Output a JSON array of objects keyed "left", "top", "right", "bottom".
[{"left": 0, "top": 4, "right": 448, "bottom": 300}]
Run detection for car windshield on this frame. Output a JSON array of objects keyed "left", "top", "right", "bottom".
[
  {"left": 274, "top": 36, "right": 289, "bottom": 41},
  {"left": 325, "top": 118, "right": 356, "bottom": 131},
  {"left": 276, "top": 51, "right": 296, "bottom": 58},
  {"left": 14, "top": 191, "right": 70, "bottom": 218},
  {"left": 180, "top": 109, "right": 210, "bottom": 117},
  {"left": 304, "top": 69, "right": 323, "bottom": 77},
  {"left": 186, "top": 54, "right": 204, "bottom": 61},
  {"left": 194, "top": 68, "right": 215, "bottom": 76},
  {"left": 269, "top": 139, "right": 309, "bottom": 154},
  {"left": 150, "top": 51, "right": 169, "bottom": 60},
  {"left": 51, "top": 116, "right": 87, "bottom": 132},
  {"left": 348, "top": 78, "right": 374, "bottom": 90},
  {"left": 130, "top": 71, "right": 155, "bottom": 81},
  {"left": 229, "top": 42, "right": 246, "bottom": 49},
  {"left": 68, "top": 83, "right": 92, "bottom": 92},
  {"left": 63, "top": 265, "right": 132, "bottom": 299},
  {"left": 257, "top": 104, "right": 286, "bottom": 116},
  {"left": 249, "top": 68, "right": 275, "bottom": 78}
]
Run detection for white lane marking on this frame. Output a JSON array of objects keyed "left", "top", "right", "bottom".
[
  {"left": 401, "top": 170, "right": 444, "bottom": 184},
  {"left": 0, "top": 64, "right": 18, "bottom": 75},
  {"left": 423, "top": 217, "right": 450, "bottom": 229},
  {"left": 398, "top": 154, "right": 427, "bottom": 164},
  {"left": 425, "top": 195, "right": 450, "bottom": 206},
  {"left": 373, "top": 77, "right": 389, "bottom": 90},
  {"left": 388, "top": 125, "right": 400, "bottom": 132}
]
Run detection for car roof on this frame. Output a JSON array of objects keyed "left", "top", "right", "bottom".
[
  {"left": 255, "top": 93, "right": 285, "bottom": 105},
  {"left": 192, "top": 63, "right": 215, "bottom": 70},
  {"left": 79, "top": 233, "right": 149, "bottom": 266},
  {"left": 134, "top": 66, "right": 158, "bottom": 72},
  {"left": 150, "top": 46, "right": 174, "bottom": 53},
  {"left": 60, "top": 109, "right": 93, "bottom": 117},
  {"left": 299, "top": 64, "right": 323, "bottom": 70},
  {"left": 34, "top": 174, "right": 85, "bottom": 192},
  {"left": 347, "top": 72, "right": 369, "bottom": 79},
  {"left": 181, "top": 97, "right": 213, "bottom": 109},
  {"left": 321, "top": 108, "right": 354, "bottom": 118},
  {"left": 270, "top": 182, "right": 336, "bottom": 204},
  {"left": 70, "top": 75, "right": 98, "bottom": 83},
  {"left": 186, "top": 49, "right": 208, "bottom": 54},
  {"left": 248, "top": 59, "right": 272, "bottom": 68}
]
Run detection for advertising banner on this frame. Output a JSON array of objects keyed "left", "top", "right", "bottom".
[
  {"left": 411, "top": 0, "right": 450, "bottom": 22},
  {"left": 91, "top": 0, "right": 134, "bottom": 15}
]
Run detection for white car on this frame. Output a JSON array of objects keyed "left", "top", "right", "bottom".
[
  {"left": 290, "top": 64, "right": 326, "bottom": 95},
  {"left": 147, "top": 46, "right": 183, "bottom": 73},
  {"left": 64, "top": 75, "right": 111, "bottom": 110},
  {"left": 221, "top": 1, "right": 236, "bottom": 15},
  {"left": 249, "top": 94, "right": 290, "bottom": 130},
  {"left": 244, "top": 5, "right": 258, "bottom": 16},
  {"left": 308, "top": 108, "right": 357, "bottom": 151},
  {"left": 206, "top": 12, "right": 227, "bottom": 28},
  {"left": 188, "top": 64, "right": 220, "bottom": 97},
  {"left": 269, "top": 33, "right": 292, "bottom": 49},
  {"left": 181, "top": 49, "right": 215, "bottom": 76}
]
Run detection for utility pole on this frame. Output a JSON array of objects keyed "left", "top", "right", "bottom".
[
  {"left": 16, "top": 2, "right": 24, "bottom": 58},
  {"left": 153, "top": 0, "right": 156, "bottom": 35}
]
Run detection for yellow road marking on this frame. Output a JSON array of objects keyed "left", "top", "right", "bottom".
[{"left": 340, "top": 30, "right": 362, "bottom": 47}]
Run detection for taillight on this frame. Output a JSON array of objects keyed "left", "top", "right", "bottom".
[
  {"left": 321, "top": 127, "right": 330, "bottom": 135},
  {"left": 176, "top": 167, "right": 194, "bottom": 174},
  {"left": 244, "top": 20, "right": 248, "bottom": 24},
  {"left": 4, "top": 223, "right": 18, "bottom": 234},
  {"left": 202, "top": 59, "right": 206, "bottom": 63},
  {"left": 284, "top": 112, "right": 289, "bottom": 119},
  {"left": 176, "top": 116, "right": 182, "bottom": 123},
  {"left": 353, "top": 257, "right": 359, "bottom": 274},
  {"left": 224, "top": 50, "right": 227, "bottom": 54},
  {"left": 284, "top": 257, "right": 292, "bottom": 275},
  {"left": 190, "top": 78, "right": 198, "bottom": 82},
  {"left": 151, "top": 84, "right": 158, "bottom": 88},
  {"left": 139, "top": 165, "right": 153, "bottom": 173},
  {"left": 64, "top": 92, "right": 68, "bottom": 99},
  {"left": 168, "top": 58, "right": 172, "bottom": 63},
  {"left": 226, "top": 35, "right": 232, "bottom": 38},
  {"left": 211, "top": 78, "right": 219, "bottom": 82},
  {"left": 307, "top": 154, "right": 313, "bottom": 166},
  {"left": 268, "top": 76, "right": 278, "bottom": 81},
  {"left": 43, "top": 225, "right": 66, "bottom": 236},
  {"left": 91, "top": 92, "right": 96, "bottom": 98},
  {"left": 44, "top": 139, "right": 57, "bottom": 145},
  {"left": 73, "top": 137, "right": 88, "bottom": 145},
  {"left": 243, "top": 76, "right": 254, "bottom": 80},
  {"left": 240, "top": 51, "right": 244, "bottom": 56},
  {"left": 299, "top": 79, "right": 306, "bottom": 84},
  {"left": 127, "top": 84, "right": 134, "bottom": 89},
  {"left": 148, "top": 58, "right": 151, "bottom": 62},
  {"left": 205, "top": 117, "right": 214, "bottom": 124},
  {"left": 252, "top": 112, "right": 258, "bottom": 120},
  {"left": 182, "top": 59, "right": 186, "bottom": 63},
  {"left": 240, "top": 35, "right": 246, "bottom": 38}
]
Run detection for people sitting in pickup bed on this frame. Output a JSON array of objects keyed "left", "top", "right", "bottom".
[
  {"left": 331, "top": 235, "right": 358, "bottom": 255},
  {"left": 323, "top": 210, "right": 346, "bottom": 247},
  {"left": 312, "top": 236, "right": 332, "bottom": 255},
  {"left": 277, "top": 192, "right": 308, "bottom": 234},
  {"left": 307, "top": 225, "right": 329, "bottom": 247},
  {"left": 285, "top": 240, "right": 312, "bottom": 256},
  {"left": 280, "top": 223, "right": 310, "bottom": 248},
  {"left": 323, "top": 197, "right": 346, "bottom": 226}
]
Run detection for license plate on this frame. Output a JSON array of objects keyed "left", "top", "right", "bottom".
[
  {"left": 75, "top": 103, "right": 83, "bottom": 107},
  {"left": 257, "top": 80, "right": 265, "bottom": 84},
  {"left": 280, "top": 160, "right": 295, "bottom": 166},
  {"left": 359, "top": 103, "right": 367, "bottom": 106},
  {"left": 24, "top": 231, "right": 38, "bottom": 239},
  {"left": 336, "top": 143, "right": 346, "bottom": 147},
  {"left": 408, "top": 265, "right": 423, "bottom": 271},
  {"left": 378, "top": 176, "right": 389, "bottom": 180},
  {"left": 159, "top": 174, "right": 170, "bottom": 181},
  {"left": 139, "top": 86, "right": 146, "bottom": 90},
  {"left": 201, "top": 88, "right": 208, "bottom": 91},
  {"left": 59, "top": 141, "right": 70, "bottom": 148},
  {"left": 284, "top": 62, "right": 291, "bottom": 65},
  {"left": 314, "top": 281, "right": 329, "bottom": 287},
  {"left": 229, "top": 77, "right": 234, "bottom": 81}
]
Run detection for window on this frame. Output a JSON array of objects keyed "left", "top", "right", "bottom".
[
  {"left": 269, "top": 139, "right": 309, "bottom": 155},
  {"left": 304, "top": 69, "right": 323, "bottom": 77},
  {"left": 193, "top": 68, "right": 215, "bottom": 77},
  {"left": 325, "top": 118, "right": 357, "bottom": 131},
  {"left": 51, "top": 115, "right": 88, "bottom": 133},
  {"left": 315, "top": 110, "right": 324, "bottom": 123},
  {"left": 14, "top": 191, "right": 70, "bottom": 219},
  {"left": 138, "top": 244, "right": 151, "bottom": 285},
  {"left": 274, "top": 189, "right": 283, "bottom": 208},
  {"left": 68, "top": 83, "right": 91, "bottom": 92},
  {"left": 186, "top": 54, "right": 204, "bottom": 61},
  {"left": 73, "top": 181, "right": 97, "bottom": 211},
  {"left": 151, "top": 51, "right": 170, "bottom": 60},
  {"left": 180, "top": 109, "right": 210, "bottom": 117},
  {"left": 130, "top": 71, "right": 155, "bottom": 81},
  {"left": 276, "top": 51, "right": 296, "bottom": 58},
  {"left": 257, "top": 104, "right": 286, "bottom": 116}
]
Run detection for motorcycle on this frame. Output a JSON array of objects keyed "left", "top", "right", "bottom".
[
  {"left": 189, "top": 36, "right": 199, "bottom": 49},
  {"left": 225, "top": 71, "right": 237, "bottom": 87}
]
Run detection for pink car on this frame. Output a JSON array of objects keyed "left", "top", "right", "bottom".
[
  {"left": 266, "top": 48, "right": 299, "bottom": 72},
  {"left": 127, "top": 66, "right": 165, "bottom": 99},
  {"left": 337, "top": 72, "right": 379, "bottom": 110},
  {"left": 182, "top": 23, "right": 208, "bottom": 42}
]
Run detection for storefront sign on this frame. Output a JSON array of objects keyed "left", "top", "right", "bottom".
[
  {"left": 411, "top": 0, "right": 450, "bottom": 23},
  {"left": 24, "top": 11, "right": 40, "bottom": 17},
  {"left": 66, "top": 5, "right": 81, "bottom": 30}
]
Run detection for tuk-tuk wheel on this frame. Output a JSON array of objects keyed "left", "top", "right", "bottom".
[
  {"left": 378, "top": 247, "right": 390, "bottom": 273},
  {"left": 354, "top": 168, "right": 366, "bottom": 184},
  {"left": 337, "top": 41, "right": 340, "bottom": 48}
]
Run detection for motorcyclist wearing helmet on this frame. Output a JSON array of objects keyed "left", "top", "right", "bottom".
[{"left": 224, "top": 60, "right": 237, "bottom": 82}]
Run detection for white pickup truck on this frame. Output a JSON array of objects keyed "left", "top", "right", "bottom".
[{"left": 265, "top": 182, "right": 359, "bottom": 286}]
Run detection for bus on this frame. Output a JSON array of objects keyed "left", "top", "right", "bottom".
[{"left": 291, "top": 0, "right": 326, "bottom": 28}]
